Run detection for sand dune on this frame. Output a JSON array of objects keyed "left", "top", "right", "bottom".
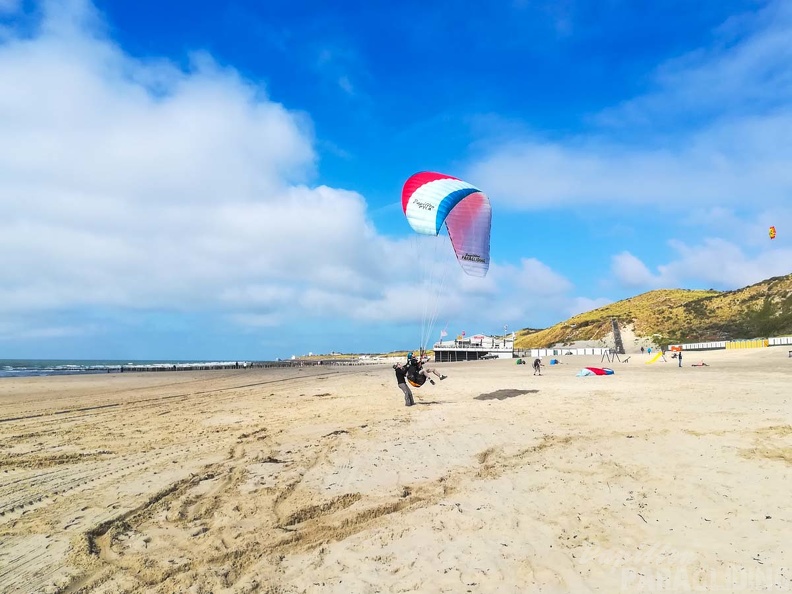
[{"left": 1, "top": 350, "right": 790, "bottom": 593}]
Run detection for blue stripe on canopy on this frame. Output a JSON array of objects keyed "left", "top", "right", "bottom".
[{"left": 433, "top": 187, "right": 479, "bottom": 234}]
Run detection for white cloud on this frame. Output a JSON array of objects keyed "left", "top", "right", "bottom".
[
  {"left": 458, "top": 259, "right": 601, "bottom": 330},
  {"left": 314, "top": 44, "right": 364, "bottom": 99},
  {"left": 567, "top": 296, "right": 612, "bottom": 318},
  {"left": 510, "top": 258, "right": 573, "bottom": 295},
  {"left": 467, "top": 114, "right": 792, "bottom": 209},
  {"left": 679, "top": 205, "right": 792, "bottom": 249},
  {"left": 612, "top": 252, "right": 659, "bottom": 288},
  {"left": 598, "top": 1, "right": 792, "bottom": 126},
  {"left": 0, "top": 318, "right": 96, "bottom": 340},
  {"left": 0, "top": 3, "right": 362, "bottom": 309},
  {"left": 0, "top": 1, "right": 624, "bottom": 349},
  {"left": 0, "top": 2, "right": 585, "bottom": 343},
  {"left": 658, "top": 238, "right": 792, "bottom": 288},
  {"left": 226, "top": 313, "right": 282, "bottom": 329},
  {"left": 338, "top": 75, "right": 354, "bottom": 95},
  {"left": 466, "top": 0, "right": 792, "bottom": 212},
  {"left": 611, "top": 239, "right": 792, "bottom": 291},
  {"left": 0, "top": 3, "right": 383, "bottom": 321}
]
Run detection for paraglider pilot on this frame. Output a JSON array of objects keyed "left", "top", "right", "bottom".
[{"left": 406, "top": 352, "right": 447, "bottom": 386}]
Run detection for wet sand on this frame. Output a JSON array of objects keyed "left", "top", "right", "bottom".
[{"left": 1, "top": 349, "right": 790, "bottom": 593}]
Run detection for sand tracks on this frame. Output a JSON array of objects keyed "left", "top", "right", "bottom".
[
  {"left": 57, "top": 406, "right": 470, "bottom": 591},
  {"left": 4, "top": 357, "right": 790, "bottom": 593},
  {"left": 0, "top": 367, "right": 383, "bottom": 593}
]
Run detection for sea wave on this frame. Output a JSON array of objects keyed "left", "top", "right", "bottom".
[{"left": 0, "top": 360, "right": 253, "bottom": 378}]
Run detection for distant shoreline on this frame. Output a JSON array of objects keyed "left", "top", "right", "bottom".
[{"left": 0, "top": 357, "right": 392, "bottom": 378}]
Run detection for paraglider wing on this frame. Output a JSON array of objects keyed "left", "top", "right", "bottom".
[
  {"left": 402, "top": 172, "right": 491, "bottom": 277},
  {"left": 583, "top": 367, "right": 614, "bottom": 376},
  {"left": 769, "top": 226, "right": 777, "bottom": 240},
  {"left": 445, "top": 190, "right": 491, "bottom": 277}
]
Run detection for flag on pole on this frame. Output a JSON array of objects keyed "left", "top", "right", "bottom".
[
  {"left": 461, "top": 331, "right": 466, "bottom": 337},
  {"left": 440, "top": 329, "right": 448, "bottom": 338}
]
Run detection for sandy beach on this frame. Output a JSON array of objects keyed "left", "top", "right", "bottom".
[{"left": 1, "top": 349, "right": 790, "bottom": 593}]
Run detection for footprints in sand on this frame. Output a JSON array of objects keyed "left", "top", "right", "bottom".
[
  {"left": 282, "top": 493, "right": 363, "bottom": 527},
  {"left": 741, "top": 424, "right": 792, "bottom": 464},
  {"left": 691, "top": 424, "right": 792, "bottom": 465},
  {"left": 17, "top": 366, "right": 776, "bottom": 593},
  {"left": 0, "top": 450, "right": 115, "bottom": 471},
  {"left": 0, "top": 453, "right": 155, "bottom": 519}
]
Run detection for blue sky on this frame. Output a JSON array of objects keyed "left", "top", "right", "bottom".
[{"left": 1, "top": 0, "right": 790, "bottom": 360}]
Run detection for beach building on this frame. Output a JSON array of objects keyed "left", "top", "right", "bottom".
[
  {"left": 519, "top": 346, "right": 610, "bottom": 358},
  {"left": 668, "top": 335, "right": 792, "bottom": 351},
  {"left": 432, "top": 334, "right": 514, "bottom": 362}
]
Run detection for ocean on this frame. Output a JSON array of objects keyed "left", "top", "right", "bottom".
[{"left": 0, "top": 359, "right": 252, "bottom": 378}]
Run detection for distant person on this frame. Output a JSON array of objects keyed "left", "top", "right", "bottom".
[
  {"left": 641, "top": 346, "right": 645, "bottom": 354},
  {"left": 393, "top": 363, "right": 414, "bottom": 406},
  {"left": 533, "top": 358, "right": 542, "bottom": 375},
  {"left": 647, "top": 347, "right": 652, "bottom": 354},
  {"left": 678, "top": 351, "right": 683, "bottom": 367}
]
